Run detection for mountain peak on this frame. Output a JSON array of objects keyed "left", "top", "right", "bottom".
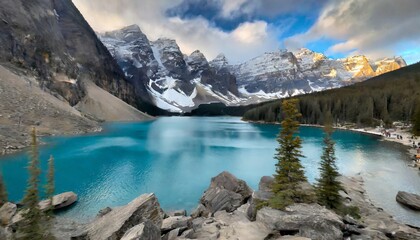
[
  {"left": 210, "top": 53, "right": 229, "bottom": 69},
  {"left": 121, "top": 24, "right": 142, "bottom": 33},
  {"left": 187, "top": 50, "right": 209, "bottom": 70},
  {"left": 102, "top": 24, "right": 147, "bottom": 43}
]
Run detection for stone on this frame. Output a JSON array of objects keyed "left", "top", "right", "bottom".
[
  {"left": 199, "top": 171, "right": 253, "bottom": 215},
  {"left": 9, "top": 210, "right": 25, "bottom": 231},
  {"left": 167, "top": 209, "right": 187, "bottom": 217},
  {"left": 200, "top": 188, "right": 243, "bottom": 214},
  {"left": 39, "top": 192, "right": 78, "bottom": 211},
  {"left": 343, "top": 214, "right": 365, "bottom": 228},
  {"left": 120, "top": 220, "right": 161, "bottom": 240},
  {"left": 256, "top": 204, "right": 344, "bottom": 240},
  {"left": 248, "top": 176, "right": 274, "bottom": 220},
  {"left": 190, "top": 204, "right": 209, "bottom": 218},
  {"left": 0, "top": 226, "right": 12, "bottom": 240},
  {"left": 79, "top": 193, "right": 164, "bottom": 240},
  {"left": 96, "top": 207, "right": 112, "bottom": 218},
  {"left": 207, "top": 171, "right": 253, "bottom": 199},
  {"left": 396, "top": 191, "right": 420, "bottom": 211},
  {"left": 254, "top": 176, "right": 274, "bottom": 201},
  {"left": 219, "top": 221, "right": 272, "bottom": 240},
  {"left": 161, "top": 216, "right": 191, "bottom": 233},
  {"left": 0, "top": 202, "right": 17, "bottom": 225},
  {"left": 183, "top": 218, "right": 222, "bottom": 240},
  {"left": 163, "top": 228, "right": 180, "bottom": 240},
  {"left": 276, "top": 236, "right": 311, "bottom": 240}
]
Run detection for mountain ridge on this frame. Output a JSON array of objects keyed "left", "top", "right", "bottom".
[{"left": 100, "top": 24, "right": 406, "bottom": 113}]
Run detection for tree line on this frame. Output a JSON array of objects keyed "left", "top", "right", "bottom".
[
  {"left": 0, "top": 128, "right": 56, "bottom": 240},
  {"left": 243, "top": 62, "right": 420, "bottom": 134},
  {"left": 268, "top": 99, "right": 357, "bottom": 216}
]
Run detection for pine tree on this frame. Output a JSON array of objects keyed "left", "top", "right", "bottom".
[
  {"left": 20, "top": 127, "right": 44, "bottom": 239},
  {"left": 315, "top": 120, "right": 343, "bottom": 210},
  {"left": 0, "top": 172, "right": 7, "bottom": 207},
  {"left": 45, "top": 155, "right": 55, "bottom": 217},
  {"left": 269, "top": 99, "right": 308, "bottom": 209}
]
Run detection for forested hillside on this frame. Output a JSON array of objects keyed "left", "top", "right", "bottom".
[{"left": 243, "top": 62, "right": 420, "bottom": 126}]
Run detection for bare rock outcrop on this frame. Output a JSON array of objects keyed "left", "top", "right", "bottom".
[
  {"left": 256, "top": 204, "right": 344, "bottom": 240},
  {"left": 73, "top": 193, "right": 164, "bottom": 240},
  {"left": 120, "top": 220, "right": 161, "bottom": 240},
  {"left": 192, "top": 171, "right": 252, "bottom": 217}
]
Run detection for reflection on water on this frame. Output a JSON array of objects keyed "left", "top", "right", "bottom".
[{"left": 0, "top": 117, "right": 419, "bottom": 226}]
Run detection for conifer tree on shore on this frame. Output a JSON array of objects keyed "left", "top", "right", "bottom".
[
  {"left": 0, "top": 172, "right": 7, "bottom": 207},
  {"left": 20, "top": 127, "right": 44, "bottom": 239},
  {"left": 315, "top": 118, "right": 343, "bottom": 210},
  {"left": 270, "top": 99, "right": 308, "bottom": 209},
  {"left": 45, "top": 155, "right": 55, "bottom": 217}
]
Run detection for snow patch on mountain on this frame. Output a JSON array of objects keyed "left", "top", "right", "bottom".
[{"left": 100, "top": 25, "right": 407, "bottom": 113}]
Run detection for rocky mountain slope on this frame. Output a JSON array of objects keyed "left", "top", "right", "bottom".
[
  {"left": 101, "top": 25, "right": 406, "bottom": 113},
  {"left": 232, "top": 48, "right": 406, "bottom": 99},
  {"left": 0, "top": 0, "right": 138, "bottom": 106},
  {"left": 0, "top": 0, "right": 152, "bottom": 154},
  {"left": 101, "top": 25, "right": 240, "bottom": 113},
  {"left": 0, "top": 65, "right": 98, "bottom": 155}
]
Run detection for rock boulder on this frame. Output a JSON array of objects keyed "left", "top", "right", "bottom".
[
  {"left": 396, "top": 191, "right": 420, "bottom": 211},
  {"left": 256, "top": 204, "right": 344, "bottom": 240},
  {"left": 74, "top": 193, "right": 164, "bottom": 240},
  {"left": 39, "top": 192, "right": 78, "bottom": 211},
  {"left": 167, "top": 209, "right": 187, "bottom": 217},
  {"left": 120, "top": 220, "right": 161, "bottom": 240},
  {"left": 0, "top": 202, "right": 17, "bottom": 225},
  {"left": 161, "top": 216, "right": 191, "bottom": 233},
  {"left": 198, "top": 171, "right": 252, "bottom": 216}
]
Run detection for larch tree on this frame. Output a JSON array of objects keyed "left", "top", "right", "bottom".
[
  {"left": 269, "top": 98, "right": 308, "bottom": 209},
  {"left": 315, "top": 117, "right": 343, "bottom": 210},
  {"left": 0, "top": 172, "right": 7, "bottom": 207},
  {"left": 20, "top": 127, "right": 44, "bottom": 239}
]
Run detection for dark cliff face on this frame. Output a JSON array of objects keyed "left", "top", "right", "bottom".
[{"left": 0, "top": 0, "right": 135, "bottom": 106}]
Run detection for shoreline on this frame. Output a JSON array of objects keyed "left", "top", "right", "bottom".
[
  {"left": 0, "top": 118, "right": 157, "bottom": 157},
  {"left": 247, "top": 119, "right": 419, "bottom": 161},
  {"left": 39, "top": 173, "right": 420, "bottom": 238}
]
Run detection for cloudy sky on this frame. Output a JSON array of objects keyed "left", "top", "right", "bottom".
[{"left": 73, "top": 0, "right": 420, "bottom": 64}]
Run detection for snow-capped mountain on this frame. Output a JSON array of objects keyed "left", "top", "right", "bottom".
[
  {"left": 100, "top": 25, "right": 406, "bottom": 113},
  {"left": 100, "top": 25, "right": 240, "bottom": 113},
  {"left": 231, "top": 48, "right": 407, "bottom": 100}
]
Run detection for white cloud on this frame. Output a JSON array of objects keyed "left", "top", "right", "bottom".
[
  {"left": 232, "top": 21, "right": 268, "bottom": 44},
  {"left": 72, "top": 0, "right": 280, "bottom": 63},
  {"left": 285, "top": 0, "right": 420, "bottom": 61}
]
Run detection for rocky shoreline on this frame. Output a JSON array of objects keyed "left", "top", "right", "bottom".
[{"left": 2, "top": 171, "right": 418, "bottom": 240}]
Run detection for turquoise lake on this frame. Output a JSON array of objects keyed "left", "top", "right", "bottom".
[{"left": 0, "top": 117, "right": 419, "bottom": 226}]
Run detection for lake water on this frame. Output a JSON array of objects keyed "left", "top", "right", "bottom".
[{"left": 0, "top": 117, "right": 419, "bottom": 226}]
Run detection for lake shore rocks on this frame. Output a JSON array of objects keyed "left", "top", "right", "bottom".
[
  {"left": 3, "top": 171, "right": 420, "bottom": 240},
  {"left": 256, "top": 204, "right": 344, "bottom": 240},
  {"left": 0, "top": 202, "right": 17, "bottom": 225},
  {"left": 72, "top": 193, "right": 164, "bottom": 240},
  {"left": 120, "top": 220, "right": 161, "bottom": 240},
  {"left": 396, "top": 191, "right": 420, "bottom": 211},
  {"left": 192, "top": 171, "right": 253, "bottom": 217},
  {"left": 39, "top": 192, "right": 78, "bottom": 211}
]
